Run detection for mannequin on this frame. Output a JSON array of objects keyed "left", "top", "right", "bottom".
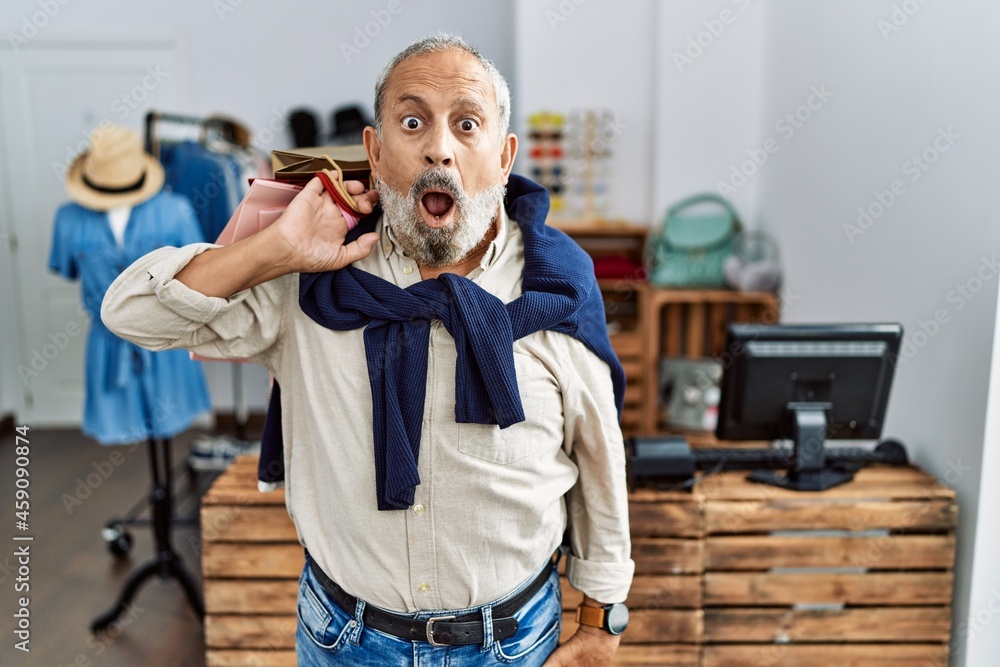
[
  {"left": 50, "top": 123, "right": 210, "bottom": 446},
  {"left": 107, "top": 205, "right": 131, "bottom": 248},
  {"left": 50, "top": 123, "right": 211, "bottom": 633}
]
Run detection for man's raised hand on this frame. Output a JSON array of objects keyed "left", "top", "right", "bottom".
[{"left": 270, "top": 177, "right": 380, "bottom": 273}]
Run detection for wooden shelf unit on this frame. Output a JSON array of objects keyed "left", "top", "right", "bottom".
[
  {"left": 552, "top": 219, "right": 779, "bottom": 440},
  {"left": 641, "top": 288, "right": 779, "bottom": 439},
  {"left": 550, "top": 219, "right": 650, "bottom": 436}
]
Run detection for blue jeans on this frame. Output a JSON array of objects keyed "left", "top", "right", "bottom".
[{"left": 296, "top": 553, "right": 562, "bottom": 666}]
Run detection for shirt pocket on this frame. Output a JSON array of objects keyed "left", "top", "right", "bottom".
[{"left": 457, "top": 350, "right": 557, "bottom": 465}]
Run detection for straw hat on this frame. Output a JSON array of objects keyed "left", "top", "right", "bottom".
[{"left": 65, "top": 125, "right": 164, "bottom": 211}]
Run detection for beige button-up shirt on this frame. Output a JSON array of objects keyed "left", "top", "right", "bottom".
[{"left": 101, "top": 208, "right": 635, "bottom": 612}]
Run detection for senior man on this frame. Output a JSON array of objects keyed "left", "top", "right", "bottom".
[{"left": 102, "top": 34, "right": 634, "bottom": 666}]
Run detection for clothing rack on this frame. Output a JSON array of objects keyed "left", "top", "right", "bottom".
[
  {"left": 144, "top": 111, "right": 232, "bottom": 158},
  {"left": 144, "top": 110, "right": 252, "bottom": 438}
]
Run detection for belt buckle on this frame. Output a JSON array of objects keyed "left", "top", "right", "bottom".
[{"left": 425, "top": 615, "right": 456, "bottom": 646}]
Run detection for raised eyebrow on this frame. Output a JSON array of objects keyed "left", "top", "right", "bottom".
[
  {"left": 395, "top": 94, "right": 430, "bottom": 113},
  {"left": 453, "top": 97, "right": 487, "bottom": 117}
]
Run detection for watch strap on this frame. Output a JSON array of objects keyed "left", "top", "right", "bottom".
[{"left": 575, "top": 605, "right": 607, "bottom": 630}]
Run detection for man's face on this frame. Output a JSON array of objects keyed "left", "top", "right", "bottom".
[{"left": 364, "top": 49, "right": 517, "bottom": 267}]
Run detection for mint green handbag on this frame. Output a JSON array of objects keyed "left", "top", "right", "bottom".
[{"left": 647, "top": 193, "right": 742, "bottom": 288}]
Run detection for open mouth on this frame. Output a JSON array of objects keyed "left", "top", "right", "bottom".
[{"left": 419, "top": 189, "right": 455, "bottom": 225}]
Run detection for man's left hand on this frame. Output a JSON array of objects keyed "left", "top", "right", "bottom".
[{"left": 542, "top": 625, "right": 621, "bottom": 666}]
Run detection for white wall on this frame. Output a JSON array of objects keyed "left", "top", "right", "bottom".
[
  {"left": 971, "top": 289, "right": 1000, "bottom": 666},
  {"left": 0, "top": 278, "right": 15, "bottom": 418},
  {"left": 514, "top": 0, "right": 764, "bottom": 226},
  {"left": 0, "top": 0, "right": 514, "bottom": 414},
  {"left": 513, "top": 0, "right": 658, "bottom": 223},
  {"left": 0, "top": 159, "right": 18, "bottom": 418},
  {"left": 757, "top": 2, "right": 1000, "bottom": 664},
  {"left": 652, "top": 0, "right": 765, "bottom": 226}
]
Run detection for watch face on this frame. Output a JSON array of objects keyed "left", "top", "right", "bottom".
[{"left": 606, "top": 603, "right": 629, "bottom": 634}]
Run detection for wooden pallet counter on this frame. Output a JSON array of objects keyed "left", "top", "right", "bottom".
[
  {"left": 693, "top": 465, "right": 957, "bottom": 667},
  {"left": 201, "top": 456, "right": 956, "bottom": 666}
]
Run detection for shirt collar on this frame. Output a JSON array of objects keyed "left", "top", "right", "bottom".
[{"left": 380, "top": 205, "right": 510, "bottom": 272}]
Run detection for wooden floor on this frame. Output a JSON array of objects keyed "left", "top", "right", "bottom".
[{"left": 0, "top": 425, "right": 240, "bottom": 666}]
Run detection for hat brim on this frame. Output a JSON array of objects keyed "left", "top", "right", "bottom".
[{"left": 65, "top": 153, "right": 165, "bottom": 211}]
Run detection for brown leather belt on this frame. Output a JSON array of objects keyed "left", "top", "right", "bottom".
[{"left": 305, "top": 548, "right": 562, "bottom": 646}]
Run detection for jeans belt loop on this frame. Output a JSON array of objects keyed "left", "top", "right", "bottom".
[{"left": 480, "top": 602, "right": 495, "bottom": 651}]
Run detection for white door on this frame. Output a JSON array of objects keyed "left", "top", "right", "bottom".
[{"left": 0, "top": 40, "right": 184, "bottom": 425}]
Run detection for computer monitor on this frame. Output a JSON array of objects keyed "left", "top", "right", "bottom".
[{"left": 715, "top": 323, "right": 903, "bottom": 491}]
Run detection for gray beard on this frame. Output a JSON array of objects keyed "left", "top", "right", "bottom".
[{"left": 375, "top": 170, "right": 506, "bottom": 268}]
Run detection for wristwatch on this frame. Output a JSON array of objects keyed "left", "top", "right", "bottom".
[{"left": 575, "top": 602, "right": 629, "bottom": 635}]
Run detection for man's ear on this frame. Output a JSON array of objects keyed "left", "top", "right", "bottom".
[
  {"left": 363, "top": 126, "right": 382, "bottom": 180},
  {"left": 499, "top": 132, "right": 518, "bottom": 185}
]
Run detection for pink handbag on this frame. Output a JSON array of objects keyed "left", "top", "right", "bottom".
[
  {"left": 214, "top": 178, "right": 301, "bottom": 246},
  {"left": 215, "top": 176, "right": 361, "bottom": 246}
]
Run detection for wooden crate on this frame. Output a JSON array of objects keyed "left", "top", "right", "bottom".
[
  {"left": 695, "top": 464, "right": 956, "bottom": 667},
  {"left": 202, "top": 458, "right": 957, "bottom": 667},
  {"left": 640, "top": 289, "right": 779, "bottom": 441},
  {"left": 612, "top": 322, "right": 646, "bottom": 437},
  {"left": 550, "top": 219, "right": 650, "bottom": 437},
  {"left": 201, "top": 456, "right": 300, "bottom": 667}
]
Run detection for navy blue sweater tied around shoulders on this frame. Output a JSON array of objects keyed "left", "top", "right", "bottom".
[{"left": 257, "top": 174, "right": 625, "bottom": 510}]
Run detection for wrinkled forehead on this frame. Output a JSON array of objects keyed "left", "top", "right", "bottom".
[{"left": 385, "top": 50, "right": 497, "bottom": 115}]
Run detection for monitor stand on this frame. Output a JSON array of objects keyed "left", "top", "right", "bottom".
[{"left": 747, "top": 402, "right": 855, "bottom": 491}]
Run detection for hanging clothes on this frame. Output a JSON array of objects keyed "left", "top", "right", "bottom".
[
  {"left": 48, "top": 190, "right": 212, "bottom": 445},
  {"left": 159, "top": 140, "right": 241, "bottom": 243}
]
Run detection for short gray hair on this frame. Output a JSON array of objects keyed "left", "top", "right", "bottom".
[{"left": 373, "top": 33, "right": 511, "bottom": 142}]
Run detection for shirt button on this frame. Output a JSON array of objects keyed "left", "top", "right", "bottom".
[
  {"left": 383, "top": 242, "right": 391, "bottom": 254},
  {"left": 418, "top": 583, "right": 431, "bottom": 594},
  {"left": 413, "top": 504, "right": 425, "bottom": 515},
  {"left": 402, "top": 265, "right": 413, "bottom": 275}
]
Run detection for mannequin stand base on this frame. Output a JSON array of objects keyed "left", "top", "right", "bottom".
[
  {"left": 90, "top": 438, "right": 205, "bottom": 634},
  {"left": 89, "top": 544, "right": 204, "bottom": 633}
]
